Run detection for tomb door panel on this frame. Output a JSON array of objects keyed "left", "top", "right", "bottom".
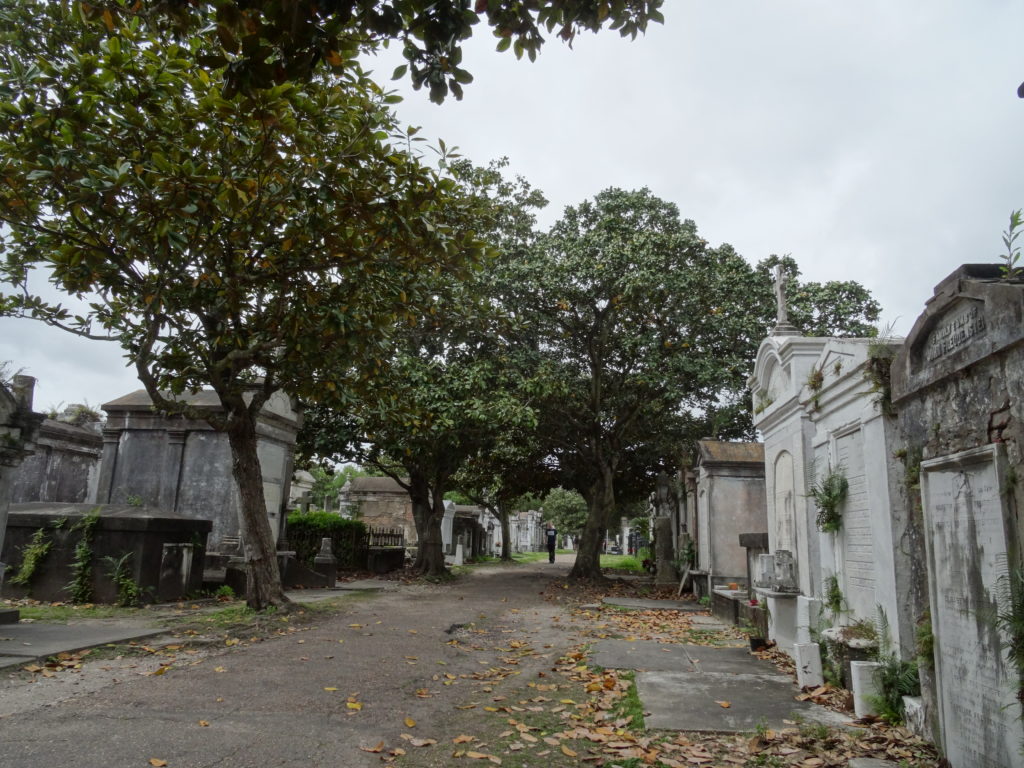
[
  {"left": 773, "top": 451, "right": 796, "bottom": 555},
  {"left": 835, "top": 430, "right": 875, "bottom": 621},
  {"left": 922, "top": 446, "right": 1018, "bottom": 768}
]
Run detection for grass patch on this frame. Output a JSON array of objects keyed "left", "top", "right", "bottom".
[
  {"left": 8, "top": 601, "right": 149, "bottom": 623},
  {"left": 512, "top": 551, "right": 549, "bottom": 563},
  {"left": 599, "top": 554, "right": 644, "bottom": 572},
  {"left": 613, "top": 671, "right": 646, "bottom": 730}
]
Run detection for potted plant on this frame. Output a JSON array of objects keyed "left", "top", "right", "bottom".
[{"left": 740, "top": 620, "right": 768, "bottom": 652}]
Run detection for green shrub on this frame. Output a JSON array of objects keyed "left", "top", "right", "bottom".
[
  {"left": 286, "top": 511, "right": 367, "bottom": 569},
  {"left": 869, "top": 653, "right": 920, "bottom": 724},
  {"left": 102, "top": 552, "right": 143, "bottom": 607},
  {"left": 9, "top": 527, "right": 53, "bottom": 587}
]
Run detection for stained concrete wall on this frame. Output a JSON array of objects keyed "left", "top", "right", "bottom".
[
  {"left": 694, "top": 441, "right": 767, "bottom": 587},
  {"left": 0, "top": 376, "right": 44, "bottom": 589},
  {"left": 97, "top": 389, "right": 300, "bottom": 551},
  {"left": 11, "top": 419, "right": 102, "bottom": 504},
  {"left": 2, "top": 502, "right": 210, "bottom": 603}
]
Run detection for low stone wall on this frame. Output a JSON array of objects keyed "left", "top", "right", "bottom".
[
  {"left": 711, "top": 588, "right": 769, "bottom": 637},
  {"left": 1, "top": 502, "right": 210, "bottom": 603}
]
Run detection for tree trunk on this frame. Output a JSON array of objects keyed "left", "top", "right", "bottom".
[
  {"left": 418, "top": 487, "right": 448, "bottom": 576},
  {"left": 498, "top": 506, "right": 512, "bottom": 561},
  {"left": 569, "top": 464, "right": 615, "bottom": 581},
  {"left": 224, "top": 407, "right": 289, "bottom": 611},
  {"left": 408, "top": 473, "right": 431, "bottom": 572}
]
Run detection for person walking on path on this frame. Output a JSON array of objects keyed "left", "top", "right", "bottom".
[{"left": 545, "top": 523, "right": 557, "bottom": 563}]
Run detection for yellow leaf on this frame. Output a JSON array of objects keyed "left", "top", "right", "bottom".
[
  {"left": 561, "top": 744, "right": 577, "bottom": 757},
  {"left": 359, "top": 742, "right": 384, "bottom": 753},
  {"left": 198, "top": 720, "right": 209, "bottom": 727},
  {"left": 323, "top": 687, "right": 338, "bottom": 692},
  {"left": 453, "top": 735, "right": 475, "bottom": 744},
  {"left": 148, "top": 760, "right": 167, "bottom": 767},
  {"left": 404, "top": 716, "right": 416, "bottom": 728},
  {"left": 716, "top": 700, "right": 731, "bottom": 708},
  {"left": 213, "top": 666, "right": 226, "bottom": 673},
  {"left": 151, "top": 666, "right": 170, "bottom": 676},
  {"left": 347, "top": 701, "right": 362, "bottom": 710}
]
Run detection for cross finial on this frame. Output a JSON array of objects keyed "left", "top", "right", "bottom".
[{"left": 772, "top": 265, "right": 790, "bottom": 326}]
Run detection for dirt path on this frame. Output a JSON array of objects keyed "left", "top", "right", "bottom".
[
  {"left": 0, "top": 560, "right": 580, "bottom": 768},
  {"left": 0, "top": 561, "right": 940, "bottom": 768}
]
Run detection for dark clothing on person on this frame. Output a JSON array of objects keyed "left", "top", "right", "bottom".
[{"left": 545, "top": 528, "right": 557, "bottom": 563}]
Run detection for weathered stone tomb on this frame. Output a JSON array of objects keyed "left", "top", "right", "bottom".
[{"left": 891, "top": 264, "right": 1024, "bottom": 768}]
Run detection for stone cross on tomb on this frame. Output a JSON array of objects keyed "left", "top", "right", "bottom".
[
  {"left": 773, "top": 264, "right": 790, "bottom": 326},
  {"left": 771, "top": 265, "right": 799, "bottom": 335}
]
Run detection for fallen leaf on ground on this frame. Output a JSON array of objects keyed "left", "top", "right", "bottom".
[
  {"left": 453, "top": 735, "right": 475, "bottom": 744},
  {"left": 404, "top": 716, "right": 416, "bottom": 728},
  {"left": 359, "top": 742, "right": 384, "bottom": 753},
  {"left": 402, "top": 735, "right": 436, "bottom": 747},
  {"left": 715, "top": 700, "right": 731, "bottom": 708},
  {"left": 148, "top": 760, "right": 167, "bottom": 767}
]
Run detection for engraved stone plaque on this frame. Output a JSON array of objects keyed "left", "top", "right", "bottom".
[
  {"left": 924, "top": 301, "right": 986, "bottom": 362},
  {"left": 921, "top": 444, "right": 1020, "bottom": 768}
]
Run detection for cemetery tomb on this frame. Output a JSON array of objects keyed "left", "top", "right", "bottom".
[{"left": 892, "top": 264, "right": 1024, "bottom": 766}]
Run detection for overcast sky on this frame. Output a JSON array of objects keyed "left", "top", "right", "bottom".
[{"left": 2, "top": 1, "right": 1023, "bottom": 414}]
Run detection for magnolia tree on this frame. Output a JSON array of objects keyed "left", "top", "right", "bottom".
[
  {"left": 0, "top": 2, "right": 484, "bottom": 608},
  {"left": 502, "top": 189, "right": 880, "bottom": 580},
  {"left": 299, "top": 161, "right": 546, "bottom": 576},
  {"left": 130, "top": 0, "right": 665, "bottom": 101}
]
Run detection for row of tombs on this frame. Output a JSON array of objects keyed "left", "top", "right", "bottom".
[
  {"left": 0, "top": 263, "right": 1020, "bottom": 766},
  {"left": 670, "top": 264, "right": 1022, "bottom": 768},
  {"left": 0, "top": 380, "right": 538, "bottom": 611}
]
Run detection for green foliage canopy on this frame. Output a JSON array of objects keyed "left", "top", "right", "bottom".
[
  {"left": 133, "top": 0, "right": 665, "bottom": 102},
  {"left": 0, "top": 1, "right": 485, "bottom": 606},
  {"left": 500, "top": 188, "right": 880, "bottom": 578},
  {"left": 540, "top": 488, "right": 588, "bottom": 535}
]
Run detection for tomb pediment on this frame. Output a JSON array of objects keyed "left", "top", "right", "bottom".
[{"left": 893, "top": 264, "right": 1024, "bottom": 403}]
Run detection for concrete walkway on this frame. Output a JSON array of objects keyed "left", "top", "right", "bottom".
[
  {"left": 593, "top": 638, "right": 850, "bottom": 732},
  {"left": 601, "top": 596, "right": 705, "bottom": 612},
  {"left": 0, "top": 621, "right": 166, "bottom": 669},
  {"left": 0, "top": 584, "right": 392, "bottom": 670}
]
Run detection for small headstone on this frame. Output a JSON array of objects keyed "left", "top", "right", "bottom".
[
  {"left": 850, "top": 660, "right": 881, "bottom": 718},
  {"left": 654, "top": 517, "right": 676, "bottom": 585},
  {"left": 901, "top": 696, "right": 930, "bottom": 741},
  {"left": 793, "top": 642, "right": 824, "bottom": 689},
  {"left": 795, "top": 596, "right": 820, "bottom": 644},
  {"left": 313, "top": 537, "right": 337, "bottom": 586}
]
